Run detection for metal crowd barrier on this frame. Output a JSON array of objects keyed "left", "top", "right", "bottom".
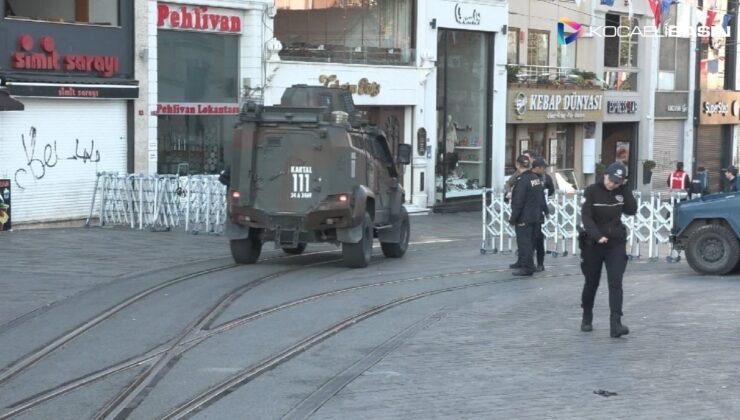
[
  {"left": 86, "top": 172, "right": 226, "bottom": 234},
  {"left": 482, "top": 189, "right": 686, "bottom": 263}
]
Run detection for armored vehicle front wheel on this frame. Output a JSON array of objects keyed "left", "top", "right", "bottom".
[
  {"left": 381, "top": 208, "right": 410, "bottom": 258},
  {"left": 685, "top": 224, "right": 740, "bottom": 275},
  {"left": 282, "top": 243, "right": 307, "bottom": 255},
  {"left": 230, "top": 229, "right": 263, "bottom": 264},
  {"left": 342, "top": 212, "right": 373, "bottom": 268}
]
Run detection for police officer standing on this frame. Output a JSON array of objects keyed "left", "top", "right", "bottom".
[
  {"left": 723, "top": 165, "right": 740, "bottom": 192},
  {"left": 667, "top": 162, "right": 690, "bottom": 196},
  {"left": 580, "top": 162, "right": 637, "bottom": 337},
  {"left": 531, "top": 157, "right": 554, "bottom": 271},
  {"left": 509, "top": 154, "right": 544, "bottom": 276}
]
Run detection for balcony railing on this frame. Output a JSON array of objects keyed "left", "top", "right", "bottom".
[
  {"left": 507, "top": 65, "right": 606, "bottom": 89},
  {"left": 278, "top": 46, "right": 416, "bottom": 66}
]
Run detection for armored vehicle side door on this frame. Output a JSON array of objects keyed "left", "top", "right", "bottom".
[{"left": 369, "top": 135, "right": 400, "bottom": 225}]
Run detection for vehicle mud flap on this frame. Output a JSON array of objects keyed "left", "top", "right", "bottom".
[
  {"left": 337, "top": 223, "right": 364, "bottom": 244},
  {"left": 225, "top": 219, "right": 250, "bottom": 240}
]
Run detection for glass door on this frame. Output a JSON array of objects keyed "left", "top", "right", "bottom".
[{"left": 435, "top": 29, "right": 493, "bottom": 201}]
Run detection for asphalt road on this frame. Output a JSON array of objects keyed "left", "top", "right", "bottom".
[{"left": 0, "top": 213, "right": 738, "bottom": 419}]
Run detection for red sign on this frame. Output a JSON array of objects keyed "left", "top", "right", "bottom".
[
  {"left": 156, "top": 103, "right": 240, "bottom": 115},
  {"left": 157, "top": 3, "right": 242, "bottom": 33},
  {"left": 11, "top": 35, "right": 119, "bottom": 77}
]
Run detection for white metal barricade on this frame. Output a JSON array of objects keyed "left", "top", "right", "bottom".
[
  {"left": 87, "top": 173, "right": 226, "bottom": 234},
  {"left": 482, "top": 188, "right": 679, "bottom": 262}
]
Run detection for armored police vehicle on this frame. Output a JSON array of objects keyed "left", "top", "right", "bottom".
[
  {"left": 223, "top": 85, "right": 412, "bottom": 268},
  {"left": 671, "top": 192, "right": 740, "bottom": 275}
]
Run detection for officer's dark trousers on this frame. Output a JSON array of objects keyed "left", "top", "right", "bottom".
[
  {"left": 515, "top": 223, "right": 536, "bottom": 273},
  {"left": 580, "top": 241, "right": 628, "bottom": 316},
  {"left": 534, "top": 223, "right": 545, "bottom": 266}
]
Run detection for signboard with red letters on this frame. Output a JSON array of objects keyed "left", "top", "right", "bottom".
[
  {"left": 11, "top": 34, "right": 120, "bottom": 78},
  {"left": 155, "top": 103, "right": 240, "bottom": 115},
  {"left": 157, "top": 3, "right": 242, "bottom": 34}
]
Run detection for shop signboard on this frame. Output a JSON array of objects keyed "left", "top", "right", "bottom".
[
  {"left": 506, "top": 88, "right": 604, "bottom": 124},
  {"left": 10, "top": 34, "right": 120, "bottom": 78},
  {"left": 0, "top": 179, "right": 11, "bottom": 231},
  {"left": 698, "top": 90, "right": 740, "bottom": 125},
  {"left": 155, "top": 103, "right": 240, "bottom": 115},
  {"left": 8, "top": 84, "right": 138, "bottom": 99},
  {"left": 655, "top": 92, "right": 689, "bottom": 119},
  {"left": 157, "top": 3, "right": 242, "bottom": 34},
  {"left": 603, "top": 94, "right": 640, "bottom": 122}
]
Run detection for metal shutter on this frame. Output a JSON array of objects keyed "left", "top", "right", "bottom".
[
  {"left": 652, "top": 120, "right": 684, "bottom": 193},
  {"left": 696, "top": 125, "right": 723, "bottom": 193},
  {"left": 0, "top": 99, "right": 127, "bottom": 223}
]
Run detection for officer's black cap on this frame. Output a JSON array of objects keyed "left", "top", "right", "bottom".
[
  {"left": 605, "top": 162, "right": 627, "bottom": 185},
  {"left": 532, "top": 157, "right": 548, "bottom": 168},
  {"left": 723, "top": 165, "right": 738, "bottom": 175}
]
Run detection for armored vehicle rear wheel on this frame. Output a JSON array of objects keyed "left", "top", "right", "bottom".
[
  {"left": 381, "top": 208, "right": 410, "bottom": 258},
  {"left": 685, "top": 224, "right": 740, "bottom": 275},
  {"left": 342, "top": 212, "right": 373, "bottom": 268},
  {"left": 230, "top": 229, "right": 263, "bottom": 264},
  {"left": 282, "top": 243, "right": 307, "bottom": 255}
]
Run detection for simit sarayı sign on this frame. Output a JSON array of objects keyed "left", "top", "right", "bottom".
[
  {"left": 11, "top": 35, "right": 119, "bottom": 77},
  {"left": 157, "top": 3, "right": 242, "bottom": 34}
]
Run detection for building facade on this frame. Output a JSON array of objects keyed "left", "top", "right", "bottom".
[
  {"left": 264, "top": 0, "right": 509, "bottom": 210},
  {"left": 143, "top": 0, "right": 271, "bottom": 176},
  {"left": 0, "top": 0, "right": 138, "bottom": 224}
]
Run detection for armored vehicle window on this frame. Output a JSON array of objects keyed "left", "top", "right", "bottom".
[{"left": 351, "top": 135, "right": 364, "bottom": 150}]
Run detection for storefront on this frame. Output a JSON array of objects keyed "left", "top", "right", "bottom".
[
  {"left": 653, "top": 92, "right": 689, "bottom": 192},
  {"left": 0, "top": 0, "right": 138, "bottom": 224},
  {"left": 696, "top": 90, "right": 737, "bottom": 193},
  {"left": 506, "top": 88, "right": 604, "bottom": 191},
  {"left": 602, "top": 94, "right": 640, "bottom": 184},
  {"left": 152, "top": 2, "right": 250, "bottom": 175},
  {"left": 430, "top": 1, "right": 507, "bottom": 206}
]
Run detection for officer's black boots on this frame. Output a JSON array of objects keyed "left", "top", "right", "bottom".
[
  {"left": 610, "top": 315, "right": 629, "bottom": 338},
  {"left": 581, "top": 309, "right": 593, "bottom": 332},
  {"left": 512, "top": 269, "right": 533, "bottom": 276},
  {"left": 509, "top": 263, "right": 520, "bottom": 269}
]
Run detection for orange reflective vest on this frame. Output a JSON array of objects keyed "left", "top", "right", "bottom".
[{"left": 671, "top": 170, "right": 687, "bottom": 190}]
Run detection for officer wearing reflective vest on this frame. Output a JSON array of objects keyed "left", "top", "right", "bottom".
[
  {"left": 509, "top": 154, "right": 544, "bottom": 276},
  {"left": 667, "top": 162, "right": 690, "bottom": 195},
  {"left": 579, "top": 162, "right": 637, "bottom": 338}
]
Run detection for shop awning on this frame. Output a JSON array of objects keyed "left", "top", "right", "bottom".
[
  {"left": 0, "top": 89, "right": 24, "bottom": 111},
  {"left": 1, "top": 74, "right": 139, "bottom": 99}
]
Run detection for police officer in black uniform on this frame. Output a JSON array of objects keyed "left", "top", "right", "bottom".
[
  {"left": 531, "top": 157, "right": 555, "bottom": 271},
  {"left": 580, "top": 162, "right": 637, "bottom": 337},
  {"left": 509, "top": 155, "right": 544, "bottom": 276}
]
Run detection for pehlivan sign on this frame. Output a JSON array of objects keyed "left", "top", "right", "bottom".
[{"left": 507, "top": 88, "right": 604, "bottom": 123}]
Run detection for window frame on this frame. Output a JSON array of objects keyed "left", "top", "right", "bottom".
[
  {"left": 527, "top": 30, "right": 550, "bottom": 67},
  {"left": 3, "top": 0, "right": 122, "bottom": 27},
  {"left": 507, "top": 27, "right": 520, "bottom": 65}
]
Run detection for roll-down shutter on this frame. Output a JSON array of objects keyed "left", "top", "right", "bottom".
[
  {"left": 696, "top": 125, "right": 723, "bottom": 193},
  {"left": 0, "top": 99, "right": 127, "bottom": 223},
  {"left": 652, "top": 120, "right": 684, "bottom": 193}
]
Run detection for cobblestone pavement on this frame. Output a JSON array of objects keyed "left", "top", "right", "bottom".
[
  {"left": 313, "top": 261, "right": 740, "bottom": 420},
  {"left": 1, "top": 213, "right": 739, "bottom": 419}
]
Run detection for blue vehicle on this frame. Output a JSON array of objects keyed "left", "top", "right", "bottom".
[{"left": 671, "top": 192, "right": 740, "bottom": 275}]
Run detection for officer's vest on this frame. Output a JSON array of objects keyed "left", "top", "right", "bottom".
[{"left": 671, "top": 170, "right": 686, "bottom": 190}]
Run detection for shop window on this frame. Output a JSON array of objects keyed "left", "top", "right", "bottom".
[
  {"left": 274, "top": 0, "right": 415, "bottom": 65},
  {"left": 5, "top": 0, "right": 120, "bottom": 26},
  {"left": 527, "top": 124, "right": 546, "bottom": 158},
  {"left": 699, "top": 0, "right": 728, "bottom": 90},
  {"left": 158, "top": 31, "right": 239, "bottom": 103},
  {"left": 507, "top": 28, "right": 520, "bottom": 65},
  {"left": 554, "top": 124, "right": 575, "bottom": 170},
  {"left": 435, "top": 29, "right": 491, "bottom": 201},
  {"left": 527, "top": 30, "right": 549, "bottom": 67},
  {"left": 157, "top": 115, "right": 231, "bottom": 175}
]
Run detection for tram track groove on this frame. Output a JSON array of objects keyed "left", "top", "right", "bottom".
[{"left": 0, "top": 261, "right": 679, "bottom": 419}]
